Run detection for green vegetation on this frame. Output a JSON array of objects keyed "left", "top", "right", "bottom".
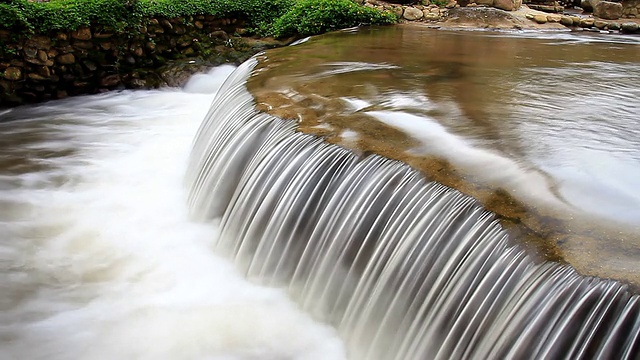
[
  {"left": 0, "top": 0, "right": 396, "bottom": 37},
  {"left": 272, "top": 0, "right": 396, "bottom": 37}
]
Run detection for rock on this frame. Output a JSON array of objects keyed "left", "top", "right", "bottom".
[
  {"left": 581, "top": 0, "right": 593, "bottom": 11},
  {"left": 494, "top": 0, "right": 519, "bottom": 11},
  {"left": 37, "top": 50, "right": 48, "bottom": 63},
  {"left": 594, "top": 20, "right": 608, "bottom": 28},
  {"left": 194, "top": 20, "right": 204, "bottom": 29},
  {"left": 23, "top": 47, "right": 38, "bottom": 58},
  {"left": 403, "top": 7, "right": 424, "bottom": 20},
  {"left": 475, "top": 0, "right": 494, "bottom": 6},
  {"left": 445, "top": 0, "right": 457, "bottom": 8},
  {"left": 621, "top": 22, "right": 639, "bottom": 33},
  {"left": 3, "top": 67, "right": 22, "bottom": 81},
  {"left": 56, "top": 53, "right": 76, "bottom": 65},
  {"left": 425, "top": 12, "right": 441, "bottom": 20},
  {"left": 547, "top": 14, "right": 562, "bottom": 22},
  {"left": 392, "top": 6, "right": 404, "bottom": 17},
  {"left": 73, "top": 40, "right": 94, "bottom": 50},
  {"left": 579, "top": 18, "right": 595, "bottom": 27},
  {"left": 560, "top": 15, "right": 574, "bottom": 25},
  {"left": 533, "top": 14, "right": 548, "bottom": 23},
  {"left": 37, "top": 66, "right": 51, "bottom": 78},
  {"left": 209, "top": 30, "right": 229, "bottom": 40},
  {"left": 160, "top": 19, "right": 173, "bottom": 30},
  {"left": 607, "top": 22, "right": 620, "bottom": 30},
  {"left": 71, "top": 27, "right": 92, "bottom": 40},
  {"left": 594, "top": 1, "right": 622, "bottom": 20},
  {"left": 525, "top": 13, "right": 535, "bottom": 19},
  {"left": 100, "top": 74, "right": 121, "bottom": 87},
  {"left": 571, "top": 16, "right": 581, "bottom": 25},
  {"left": 28, "top": 73, "right": 47, "bottom": 81},
  {"left": 25, "top": 36, "right": 51, "bottom": 49},
  {"left": 83, "top": 61, "right": 97, "bottom": 72}
]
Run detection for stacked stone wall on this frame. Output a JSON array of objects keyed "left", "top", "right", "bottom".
[{"left": 0, "top": 16, "right": 255, "bottom": 107}]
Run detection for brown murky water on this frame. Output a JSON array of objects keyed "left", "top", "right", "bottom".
[{"left": 247, "top": 26, "right": 640, "bottom": 287}]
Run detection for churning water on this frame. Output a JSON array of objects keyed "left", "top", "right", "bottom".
[{"left": 0, "top": 66, "right": 345, "bottom": 359}]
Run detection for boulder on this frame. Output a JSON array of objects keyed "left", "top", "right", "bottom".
[
  {"left": 621, "top": 22, "right": 639, "bottom": 32},
  {"left": 403, "top": 7, "right": 424, "bottom": 20},
  {"left": 494, "top": 0, "right": 521, "bottom": 11},
  {"left": 534, "top": 14, "right": 548, "bottom": 23},
  {"left": 560, "top": 15, "right": 574, "bottom": 25},
  {"left": 593, "top": 1, "right": 622, "bottom": 19}
]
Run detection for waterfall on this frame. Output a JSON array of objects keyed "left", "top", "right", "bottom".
[{"left": 186, "top": 57, "right": 640, "bottom": 359}]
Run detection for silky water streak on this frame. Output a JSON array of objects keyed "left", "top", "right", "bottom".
[{"left": 187, "top": 57, "right": 640, "bottom": 359}]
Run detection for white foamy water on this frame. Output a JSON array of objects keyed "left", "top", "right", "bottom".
[{"left": 0, "top": 66, "right": 346, "bottom": 360}]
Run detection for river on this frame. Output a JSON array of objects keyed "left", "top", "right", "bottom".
[{"left": 1, "top": 26, "right": 640, "bottom": 359}]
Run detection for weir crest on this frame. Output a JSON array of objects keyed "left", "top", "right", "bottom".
[{"left": 186, "top": 57, "right": 640, "bottom": 359}]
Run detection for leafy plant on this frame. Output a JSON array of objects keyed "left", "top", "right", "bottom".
[
  {"left": 0, "top": 0, "right": 397, "bottom": 37},
  {"left": 272, "top": 0, "right": 397, "bottom": 38}
]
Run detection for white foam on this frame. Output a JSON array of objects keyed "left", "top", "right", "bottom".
[{"left": 0, "top": 68, "right": 345, "bottom": 360}]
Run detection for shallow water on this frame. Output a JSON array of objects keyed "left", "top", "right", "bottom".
[
  {"left": 247, "top": 26, "right": 640, "bottom": 285},
  {"left": 0, "top": 66, "right": 346, "bottom": 359}
]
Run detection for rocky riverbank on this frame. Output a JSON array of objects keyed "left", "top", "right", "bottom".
[{"left": 363, "top": 0, "right": 640, "bottom": 33}]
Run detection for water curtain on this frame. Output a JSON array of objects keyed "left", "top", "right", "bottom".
[{"left": 186, "top": 58, "right": 640, "bottom": 360}]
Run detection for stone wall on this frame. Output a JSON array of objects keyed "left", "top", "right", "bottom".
[
  {"left": 623, "top": 0, "right": 640, "bottom": 17},
  {"left": 0, "top": 16, "right": 272, "bottom": 107}
]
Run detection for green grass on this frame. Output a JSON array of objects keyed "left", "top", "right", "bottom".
[{"left": 0, "top": 0, "right": 397, "bottom": 37}]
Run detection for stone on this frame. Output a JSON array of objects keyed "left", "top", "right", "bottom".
[
  {"left": 547, "top": 14, "right": 562, "bottom": 22},
  {"left": 594, "top": 20, "right": 608, "bottom": 28},
  {"left": 571, "top": 16, "right": 581, "bottom": 25},
  {"left": 621, "top": 22, "right": 639, "bottom": 32},
  {"left": 23, "top": 47, "right": 38, "bottom": 58},
  {"left": 56, "top": 53, "right": 76, "bottom": 65},
  {"left": 534, "top": 14, "right": 548, "bottom": 23},
  {"left": 403, "top": 7, "right": 424, "bottom": 20},
  {"left": 560, "top": 16, "right": 574, "bottom": 25},
  {"left": 3, "top": 67, "right": 22, "bottom": 81},
  {"left": 579, "top": 18, "right": 595, "bottom": 27},
  {"left": 525, "top": 13, "right": 535, "bottom": 19},
  {"left": 493, "top": 0, "right": 518, "bottom": 11},
  {"left": 194, "top": 20, "right": 204, "bottom": 29},
  {"left": 581, "top": 0, "right": 593, "bottom": 11},
  {"left": 37, "top": 50, "right": 48, "bottom": 63},
  {"left": 607, "top": 22, "right": 620, "bottom": 30},
  {"left": 37, "top": 66, "right": 51, "bottom": 78},
  {"left": 28, "top": 73, "right": 47, "bottom": 81},
  {"left": 83, "top": 61, "right": 97, "bottom": 72},
  {"left": 71, "top": 27, "right": 92, "bottom": 40},
  {"left": 425, "top": 12, "right": 441, "bottom": 20},
  {"left": 73, "top": 41, "right": 94, "bottom": 50},
  {"left": 594, "top": 1, "right": 622, "bottom": 19},
  {"left": 475, "top": 0, "right": 494, "bottom": 5},
  {"left": 160, "top": 19, "right": 173, "bottom": 30},
  {"left": 445, "top": 0, "right": 457, "bottom": 8},
  {"left": 25, "top": 36, "right": 51, "bottom": 49},
  {"left": 100, "top": 74, "right": 121, "bottom": 87}
]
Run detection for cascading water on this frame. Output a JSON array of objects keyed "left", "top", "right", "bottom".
[{"left": 187, "top": 57, "right": 640, "bottom": 359}]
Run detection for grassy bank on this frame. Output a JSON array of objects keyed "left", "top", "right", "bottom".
[{"left": 0, "top": 0, "right": 397, "bottom": 37}]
